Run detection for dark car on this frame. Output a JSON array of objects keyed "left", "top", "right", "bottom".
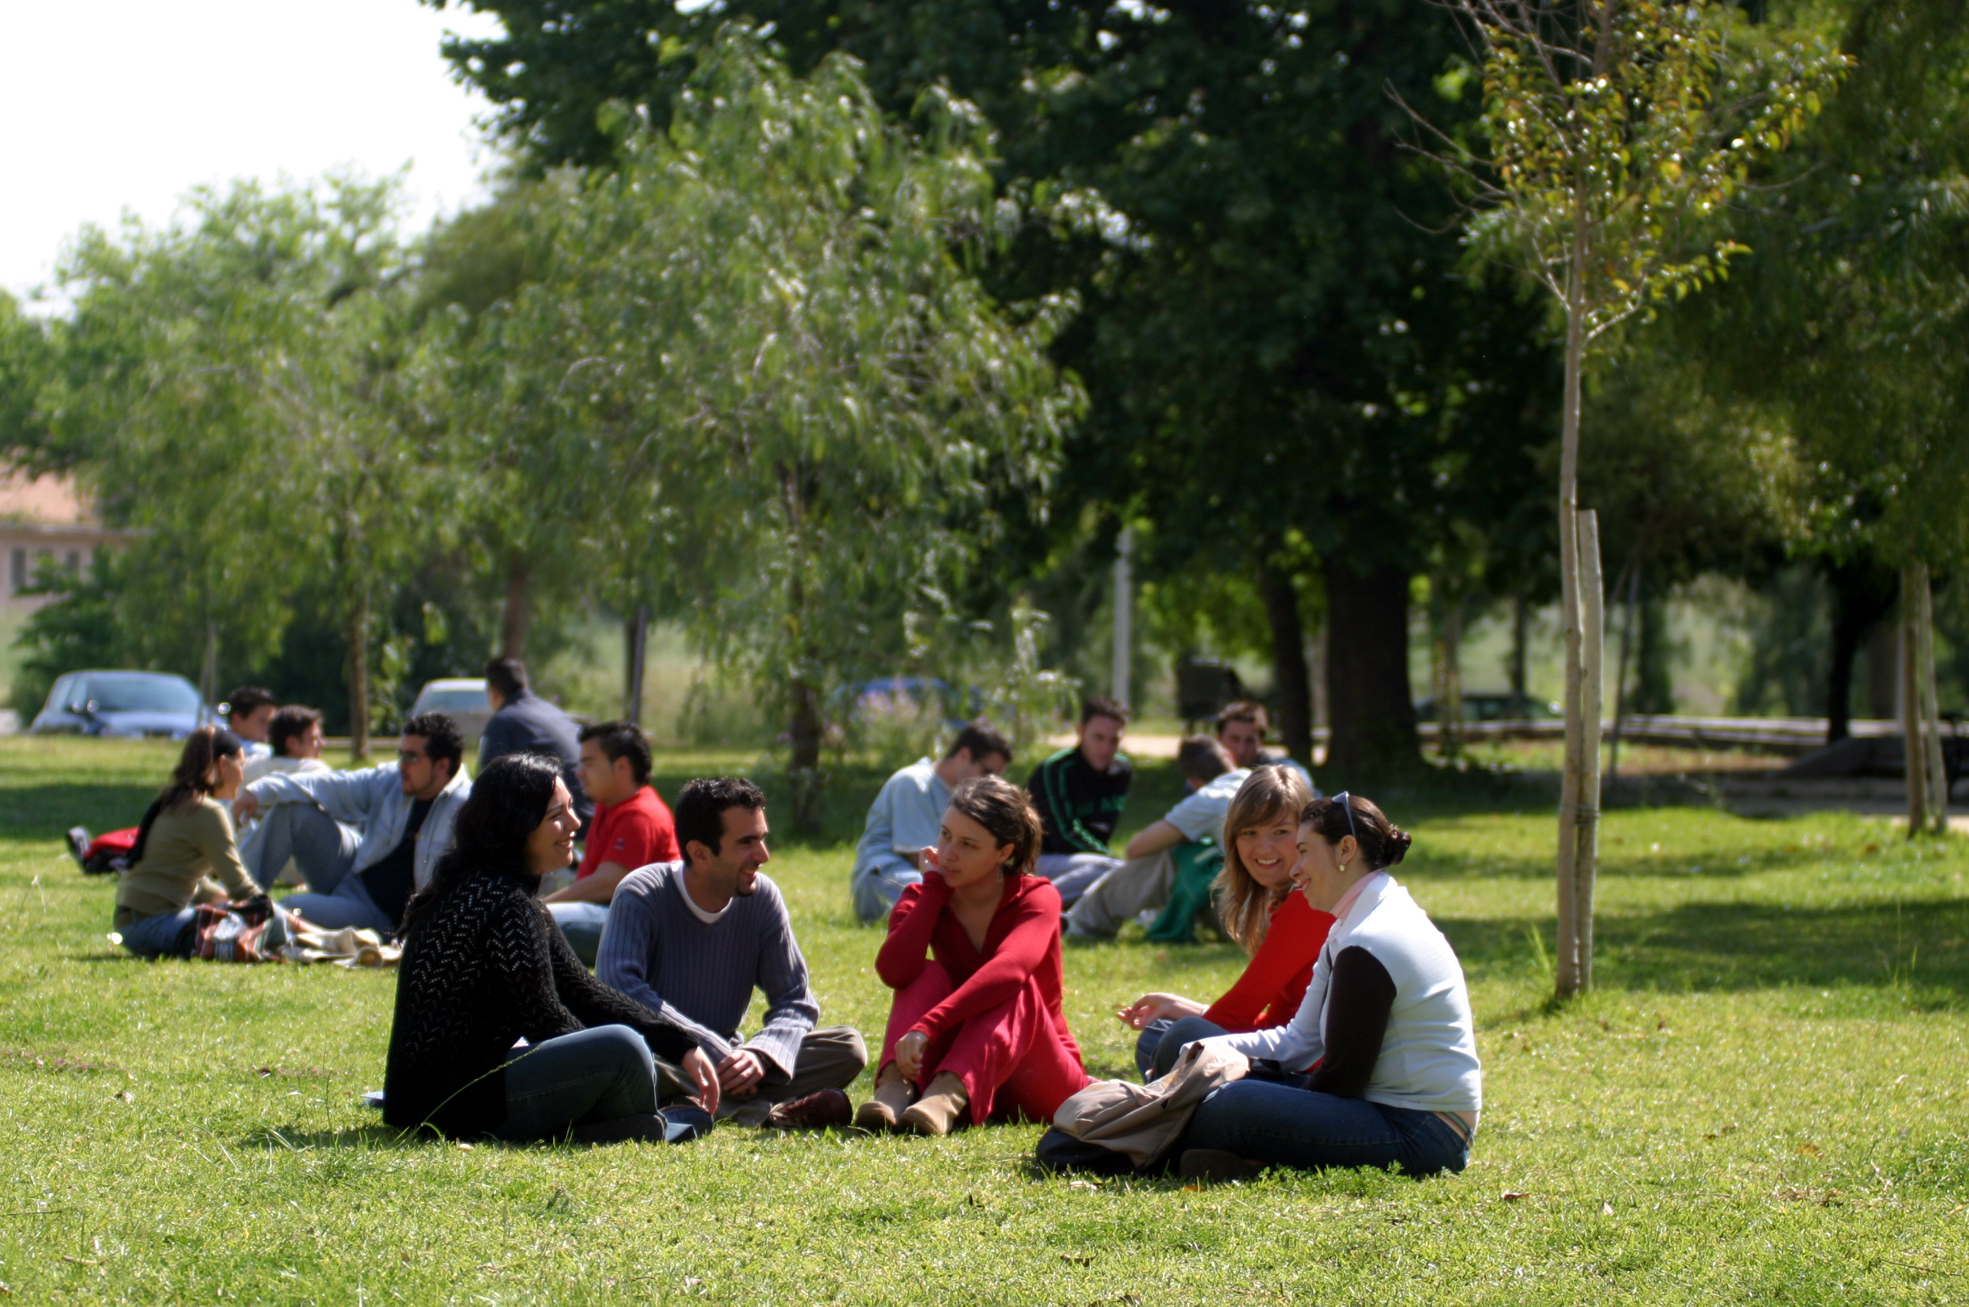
[
  {"left": 29, "top": 671, "right": 214, "bottom": 739},
  {"left": 1413, "top": 692, "right": 1563, "bottom": 723}
]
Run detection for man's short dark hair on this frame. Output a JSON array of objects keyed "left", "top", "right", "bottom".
[
  {"left": 225, "top": 686, "right": 277, "bottom": 719},
  {"left": 484, "top": 658, "right": 528, "bottom": 700},
  {"left": 402, "top": 712, "right": 465, "bottom": 776},
  {"left": 269, "top": 705, "right": 322, "bottom": 758},
  {"left": 946, "top": 720, "right": 1013, "bottom": 766},
  {"left": 1216, "top": 699, "right": 1270, "bottom": 736},
  {"left": 578, "top": 720, "right": 653, "bottom": 788},
  {"left": 674, "top": 777, "right": 767, "bottom": 861},
  {"left": 1080, "top": 695, "right": 1129, "bottom": 727},
  {"left": 1177, "top": 736, "right": 1235, "bottom": 785}
]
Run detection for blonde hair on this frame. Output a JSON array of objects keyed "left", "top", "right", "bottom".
[{"left": 1212, "top": 764, "right": 1314, "bottom": 953}]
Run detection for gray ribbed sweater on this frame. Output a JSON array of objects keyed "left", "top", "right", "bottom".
[{"left": 595, "top": 861, "right": 817, "bottom": 1081}]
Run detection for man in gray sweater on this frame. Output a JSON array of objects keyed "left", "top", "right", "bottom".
[{"left": 596, "top": 776, "right": 867, "bottom": 1126}]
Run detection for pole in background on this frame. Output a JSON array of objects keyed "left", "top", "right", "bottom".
[
  {"left": 1111, "top": 527, "right": 1134, "bottom": 711},
  {"left": 624, "top": 604, "right": 650, "bottom": 727}
]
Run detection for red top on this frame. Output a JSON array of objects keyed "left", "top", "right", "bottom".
[
  {"left": 575, "top": 786, "right": 679, "bottom": 879},
  {"left": 1203, "top": 890, "right": 1335, "bottom": 1032},
  {"left": 877, "top": 873, "right": 1073, "bottom": 1047}
]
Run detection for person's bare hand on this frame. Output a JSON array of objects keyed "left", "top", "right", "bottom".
[
  {"left": 231, "top": 790, "right": 260, "bottom": 825},
  {"left": 682, "top": 1046, "right": 721, "bottom": 1116},
  {"left": 717, "top": 1048, "right": 766, "bottom": 1097},
  {"left": 1117, "top": 993, "right": 1202, "bottom": 1030},
  {"left": 918, "top": 847, "right": 945, "bottom": 884},
  {"left": 894, "top": 1030, "right": 929, "bottom": 1082}
]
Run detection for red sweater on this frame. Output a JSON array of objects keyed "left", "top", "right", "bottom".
[
  {"left": 877, "top": 873, "right": 1073, "bottom": 1047},
  {"left": 1203, "top": 890, "right": 1335, "bottom": 1033}
]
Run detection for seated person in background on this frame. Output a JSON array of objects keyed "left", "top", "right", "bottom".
[
  {"left": 598, "top": 778, "right": 867, "bottom": 1128},
  {"left": 1024, "top": 697, "right": 1132, "bottom": 907},
  {"left": 238, "top": 705, "right": 334, "bottom": 886},
  {"left": 543, "top": 721, "right": 680, "bottom": 966},
  {"left": 1175, "top": 793, "right": 1481, "bottom": 1182},
  {"left": 1114, "top": 765, "right": 1331, "bottom": 1077},
  {"left": 230, "top": 713, "right": 473, "bottom": 935},
  {"left": 480, "top": 657, "right": 589, "bottom": 831},
  {"left": 1215, "top": 700, "right": 1316, "bottom": 788},
  {"left": 858, "top": 776, "right": 1089, "bottom": 1135},
  {"left": 850, "top": 720, "right": 1013, "bottom": 925},
  {"left": 223, "top": 686, "right": 278, "bottom": 764},
  {"left": 384, "top": 753, "right": 718, "bottom": 1145},
  {"left": 1064, "top": 736, "right": 1246, "bottom": 941},
  {"left": 113, "top": 726, "right": 256, "bottom": 957}
]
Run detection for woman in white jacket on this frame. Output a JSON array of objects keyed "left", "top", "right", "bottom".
[{"left": 1177, "top": 792, "right": 1481, "bottom": 1180}]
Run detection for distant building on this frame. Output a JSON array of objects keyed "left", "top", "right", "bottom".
[{"left": 0, "top": 472, "right": 119, "bottom": 612}]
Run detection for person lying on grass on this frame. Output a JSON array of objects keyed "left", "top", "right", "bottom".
[
  {"left": 383, "top": 753, "right": 719, "bottom": 1146},
  {"left": 1171, "top": 793, "right": 1482, "bottom": 1182},
  {"left": 113, "top": 725, "right": 261, "bottom": 958},
  {"left": 857, "top": 776, "right": 1091, "bottom": 1135},
  {"left": 1114, "top": 764, "right": 1334, "bottom": 1079}
]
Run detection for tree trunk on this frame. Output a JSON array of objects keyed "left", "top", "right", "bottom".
[
  {"left": 1508, "top": 595, "right": 1529, "bottom": 701},
  {"left": 624, "top": 603, "right": 651, "bottom": 726},
  {"left": 198, "top": 618, "right": 219, "bottom": 717},
  {"left": 1432, "top": 589, "right": 1464, "bottom": 760},
  {"left": 346, "top": 585, "right": 371, "bottom": 763},
  {"left": 1903, "top": 563, "right": 1946, "bottom": 836},
  {"left": 1258, "top": 555, "right": 1314, "bottom": 763},
  {"left": 1867, "top": 617, "right": 1900, "bottom": 721},
  {"left": 1572, "top": 510, "right": 1606, "bottom": 992},
  {"left": 1825, "top": 558, "right": 1896, "bottom": 744},
  {"left": 1607, "top": 560, "right": 1640, "bottom": 782},
  {"left": 501, "top": 556, "right": 531, "bottom": 661},
  {"left": 1321, "top": 558, "right": 1419, "bottom": 779},
  {"left": 1554, "top": 276, "right": 1588, "bottom": 1001}
]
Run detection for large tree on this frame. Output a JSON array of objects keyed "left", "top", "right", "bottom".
[{"left": 422, "top": 0, "right": 1557, "bottom": 777}]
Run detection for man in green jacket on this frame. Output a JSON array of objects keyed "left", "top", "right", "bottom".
[{"left": 1024, "top": 696, "right": 1132, "bottom": 906}]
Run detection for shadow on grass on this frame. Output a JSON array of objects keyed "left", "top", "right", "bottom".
[
  {"left": 1443, "top": 895, "right": 1969, "bottom": 998},
  {"left": 0, "top": 782, "right": 157, "bottom": 845}
]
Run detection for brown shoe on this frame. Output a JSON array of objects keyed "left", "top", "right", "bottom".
[
  {"left": 764, "top": 1088, "right": 853, "bottom": 1131},
  {"left": 899, "top": 1072, "right": 969, "bottom": 1136},
  {"left": 853, "top": 1098, "right": 898, "bottom": 1131}
]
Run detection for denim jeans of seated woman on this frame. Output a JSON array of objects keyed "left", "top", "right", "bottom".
[
  {"left": 1177, "top": 1079, "right": 1471, "bottom": 1178},
  {"left": 118, "top": 908, "right": 200, "bottom": 958},
  {"left": 492, "top": 1025, "right": 662, "bottom": 1141},
  {"left": 1134, "top": 1015, "right": 1230, "bottom": 1080}
]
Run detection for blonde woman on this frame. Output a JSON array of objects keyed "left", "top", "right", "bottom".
[{"left": 1116, "top": 765, "right": 1334, "bottom": 1078}]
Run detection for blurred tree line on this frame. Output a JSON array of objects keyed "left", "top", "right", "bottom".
[{"left": 3, "top": 0, "right": 1969, "bottom": 799}]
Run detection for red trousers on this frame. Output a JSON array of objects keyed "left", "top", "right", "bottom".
[{"left": 879, "top": 961, "right": 1090, "bottom": 1126}]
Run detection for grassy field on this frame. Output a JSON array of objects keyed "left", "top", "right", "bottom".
[{"left": 0, "top": 739, "right": 1964, "bottom": 1304}]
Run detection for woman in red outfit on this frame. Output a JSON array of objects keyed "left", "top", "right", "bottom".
[
  {"left": 856, "top": 776, "right": 1090, "bottom": 1135},
  {"left": 1116, "top": 765, "right": 1334, "bottom": 1079}
]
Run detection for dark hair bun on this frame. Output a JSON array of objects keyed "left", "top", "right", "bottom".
[{"left": 1383, "top": 826, "right": 1412, "bottom": 866}]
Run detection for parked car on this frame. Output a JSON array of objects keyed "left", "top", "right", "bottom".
[
  {"left": 29, "top": 671, "right": 213, "bottom": 738},
  {"left": 407, "top": 677, "right": 494, "bottom": 742},
  {"left": 1413, "top": 692, "right": 1563, "bottom": 723}
]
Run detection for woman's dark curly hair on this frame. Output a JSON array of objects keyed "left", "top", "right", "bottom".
[{"left": 400, "top": 752, "right": 565, "bottom": 931}]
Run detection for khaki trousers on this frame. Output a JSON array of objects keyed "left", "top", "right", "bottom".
[{"left": 655, "top": 1025, "right": 869, "bottom": 1126}]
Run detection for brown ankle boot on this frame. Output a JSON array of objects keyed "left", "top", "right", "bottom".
[
  {"left": 899, "top": 1072, "right": 969, "bottom": 1136},
  {"left": 854, "top": 1063, "right": 916, "bottom": 1131}
]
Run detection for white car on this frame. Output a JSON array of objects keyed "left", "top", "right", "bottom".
[{"left": 407, "top": 677, "right": 494, "bottom": 743}]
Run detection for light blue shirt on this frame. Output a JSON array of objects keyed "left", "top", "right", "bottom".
[
  {"left": 853, "top": 758, "right": 951, "bottom": 884},
  {"left": 243, "top": 761, "right": 472, "bottom": 892},
  {"left": 1164, "top": 766, "right": 1254, "bottom": 842}
]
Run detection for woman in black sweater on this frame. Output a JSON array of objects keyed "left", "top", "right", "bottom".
[{"left": 384, "top": 753, "right": 719, "bottom": 1143}]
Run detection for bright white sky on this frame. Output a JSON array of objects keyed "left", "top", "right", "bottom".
[{"left": 0, "top": 0, "right": 506, "bottom": 304}]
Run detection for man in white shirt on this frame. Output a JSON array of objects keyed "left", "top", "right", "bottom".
[
  {"left": 224, "top": 686, "right": 278, "bottom": 764},
  {"left": 238, "top": 705, "right": 334, "bottom": 885},
  {"left": 850, "top": 721, "right": 1012, "bottom": 923},
  {"left": 1064, "top": 737, "right": 1249, "bottom": 940}
]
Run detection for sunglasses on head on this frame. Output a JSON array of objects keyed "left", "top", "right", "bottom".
[{"left": 1331, "top": 790, "right": 1358, "bottom": 841}]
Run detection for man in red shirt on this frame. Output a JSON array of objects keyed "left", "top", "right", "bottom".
[{"left": 545, "top": 721, "right": 679, "bottom": 965}]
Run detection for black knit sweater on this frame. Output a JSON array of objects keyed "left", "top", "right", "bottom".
[{"left": 383, "top": 869, "right": 696, "bottom": 1137}]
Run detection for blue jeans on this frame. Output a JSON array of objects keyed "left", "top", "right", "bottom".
[
  {"left": 1135, "top": 1015, "right": 1230, "bottom": 1080},
  {"left": 546, "top": 902, "right": 610, "bottom": 967},
  {"left": 1034, "top": 854, "right": 1123, "bottom": 909},
  {"left": 117, "top": 908, "right": 199, "bottom": 958},
  {"left": 852, "top": 863, "right": 920, "bottom": 925},
  {"left": 243, "top": 802, "right": 362, "bottom": 893},
  {"left": 1179, "top": 1080, "right": 1472, "bottom": 1178},
  {"left": 492, "top": 1025, "right": 661, "bottom": 1141},
  {"left": 280, "top": 873, "right": 394, "bottom": 934}
]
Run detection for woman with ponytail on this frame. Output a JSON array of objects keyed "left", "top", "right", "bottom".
[
  {"left": 1177, "top": 792, "right": 1482, "bottom": 1181},
  {"left": 113, "top": 726, "right": 256, "bottom": 957},
  {"left": 384, "top": 754, "right": 719, "bottom": 1145},
  {"left": 857, "top": 775, "right": 1090, "bottom": 1135}
]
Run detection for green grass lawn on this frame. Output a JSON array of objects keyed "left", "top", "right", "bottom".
[{"left": 0, "top": 739, "right": 1964, "bottom": 1304}]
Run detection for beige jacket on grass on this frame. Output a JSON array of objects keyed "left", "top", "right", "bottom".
[
  {"left": 1051, "top": 1041, "right": 1250, "bottom": 1168},
  {"left": 113, "top": 796, "right": 252, "bottom": 926}
]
